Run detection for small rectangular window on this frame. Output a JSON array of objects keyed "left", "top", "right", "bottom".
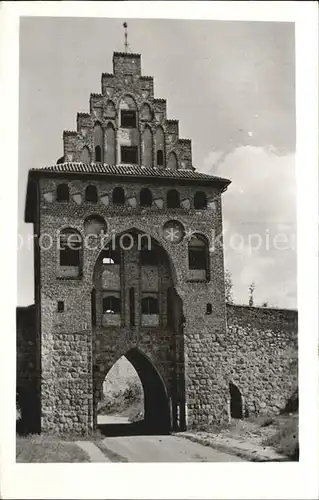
[
  {"left": 57, "top": 301, "right": 64, "bottom": 312},
  {"left": 121, "top": 146, "right": 138, "bottom": 164},
  {"left": 121, "top": 110, "right": 137, "bottom": 128},
  {"left": 206, "top": 303, "right": 212, "bottom": 315}
]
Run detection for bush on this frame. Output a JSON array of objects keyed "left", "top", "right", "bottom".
[
  {"left": 263, "top": 416, "right": 299, "bottom": 460},
  {"left": 122, "top": 380, "right": 143, "bottom": 405},
  {"left": 99, "top": 379, "right": 143, "bottom": 416}
]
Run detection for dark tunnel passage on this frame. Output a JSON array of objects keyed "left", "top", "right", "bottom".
[{"left": 97, "top": 348, "right": 171, "bottom": 437}]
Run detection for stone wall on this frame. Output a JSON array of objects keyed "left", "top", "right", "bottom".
[
  {"left": 16, "top": 300, "right": 298, "bottom": 432},
  {"left": 225, "top": 304, "right": 298, "bottom": 417},
  {"left": 33, "top": 174, "right": 225, "bottom": 432}
]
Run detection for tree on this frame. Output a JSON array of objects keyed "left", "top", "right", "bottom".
[
  {"left": 248, "top": 282, "right": 256, "bottom": 307},
  {"left": 225, "top": 269, "right": 234, "bottom": 304}
]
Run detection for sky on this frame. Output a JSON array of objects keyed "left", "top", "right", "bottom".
[{"left": 18, "top": 17, "right": 296, "bottom": 308}]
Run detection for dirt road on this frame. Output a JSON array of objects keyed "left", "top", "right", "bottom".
[{"left": 100, "top": 434, "right": 244, "bottom": 462}]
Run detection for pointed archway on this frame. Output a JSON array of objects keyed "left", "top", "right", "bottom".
[
  {"left": 229, "top": 382, "right": 243, "bottom": 419},
  {"left": 97, "top": 348, "right": 171, "bottom": 436}
]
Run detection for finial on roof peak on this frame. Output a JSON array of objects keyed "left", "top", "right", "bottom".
[{"left": 123, "top": 22, "right": 129, "bottom": 53}]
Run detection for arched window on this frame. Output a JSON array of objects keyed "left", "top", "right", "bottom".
[
  {"left": 140, "top": 187, "right": 152, "bottom": 207},
  {"left": 119, "top": 95, "right": 137, "bottom": 128},
  {"left": 101, "top": 245, "right": 121, "bottom": 265},
  {"left": 105, "top": 100, "right": 116, "bottom": 118},
  {"left": 112, "top": 187, "right": 125, "bottom": 205},
  {"left": 167, "top": 189, "right": 180, "bottom": 209},
  {"left": 94, "top": 122, "right": 104, "bottom": 162},
  {"left": 188, "top": 234, "right": 209, "bottom": 271},
  {"left": 80, "top": 147, "right": 91, "bottom": 163},
  {"left": 194, "top": 191, "right": 207, "bottom": 209},
  {"left": 142, "top": 296, "right": 159, "bottom": 315},
  {"left": 95, "top": 145, "right": 102, "bottom": 162},
  {"left": 167, "top": 151, "right": 178, "bottom": 170},
  {"left": 155, "top": 127, "right": 165, "bottom": 167},
  {"left": 142, "top": 126, "right": 153, "bottom": 168},
  {"left": 130, "top": 287, "right": 135, "bottom": 327},
  {"left": 105, "top": 123, "right": 116, "bottom": 164},
  {"left": 85, "top": 185, "right": 98, "bottom": 203},
  {"left": 59, "top": 228, "right": 82, "bottom": 267},
  {"left": 103, "top": 296, "right": 121, "bottom": 314},
  {"left": 140, "top": 103, "right": 152, "bottom": 121},
  {"left": 229, "top": 383, "right": 243, "bottom": 419},
  {"left": 84, "top": 215, "right": 107, "bottom": 236},
  {"left": 56, "top": 183, "right": 69, "bottom": 202},
  {"left": 157, "top": 150, "right": 164, "bottom": 166}
]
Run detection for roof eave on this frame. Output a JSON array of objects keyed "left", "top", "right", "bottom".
[{"left": 29, "top": 167, "right": 231, "bottom": 190}]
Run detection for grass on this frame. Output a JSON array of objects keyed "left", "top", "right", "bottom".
[
  {"left": 186, "top": 405, "right": 299, "bottom": 461},
  {"left": 262, "top": 414, "right": 299, "bottom": 460},
  {"left": 16, "top": 435, "right": 90, "bottom": 463},
  {"left": 94, "top": 440, "right": 128, "bottom": 462}
]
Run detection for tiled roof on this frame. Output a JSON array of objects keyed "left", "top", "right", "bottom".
[{"left": 30, "top": 162, "right": 230, "bottom": 186}]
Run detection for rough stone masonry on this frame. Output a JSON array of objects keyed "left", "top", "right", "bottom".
[{"left": 17, "top": 51, "right": 298, "bottom": 434}]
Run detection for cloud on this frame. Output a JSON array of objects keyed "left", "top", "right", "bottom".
[{"left": 201, "top": 146, "right": 297, "bottom": 309}]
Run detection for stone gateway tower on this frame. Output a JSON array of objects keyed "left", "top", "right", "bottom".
[{"left": 24, "top": 51, "right": 231, "bottom": 434}]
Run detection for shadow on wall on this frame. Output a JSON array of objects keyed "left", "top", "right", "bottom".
[
  {"left": 16, "top": 305, "right": 41, "bottom": 435},
  {"left": 16, "top": 386, "right": 41, "bottom": 435}
]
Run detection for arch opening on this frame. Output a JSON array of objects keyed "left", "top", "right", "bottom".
[
  {"left": 105, "top": 123, "right": 116, "bottom": 164},
  {"left": 56, "top": 183, "right": 69, "bottom": 202},
  {"left": 142, "top": 126, "right": 153, "bottom": 168},
  {"left": 97, "top": 349, "right": 171, "bottom": 436},
  {"left": 84, "top": 214, "right": 107, "bottom": 235},
  {"left": 155, "top": 127, "right": 165, "bottom": 168},
  {"left": 59, "top": 228, "right": 82, "bottom": 277},
  {"left": 94, "top": 122, "right": 104, "bottom": 162},
  {"left": 229, "top": 382, "right": 243, "bottom": 419},
  {"left": 112, "top": 186, "right": 125, "bottom": 205},
  {"left": 167, "top": 189, "right": 180, "bottom": 209},
  {"left": 188, "top": 233, "right": 210, "bottom": 281},
  {"left": 140, "top": 187, "right": 153, "bottom": 207},
  {"left": 167, "top": 151, "right": 178, "bottom": 170},
  {"left": 81, "top": 146, "right": 91, "bottom": 163},
  {"left": 85, "top": 185, "right": 98, "bottom": 203},
  {"left": 194, "top": 191, "right": 207, "bottom": 209}
]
